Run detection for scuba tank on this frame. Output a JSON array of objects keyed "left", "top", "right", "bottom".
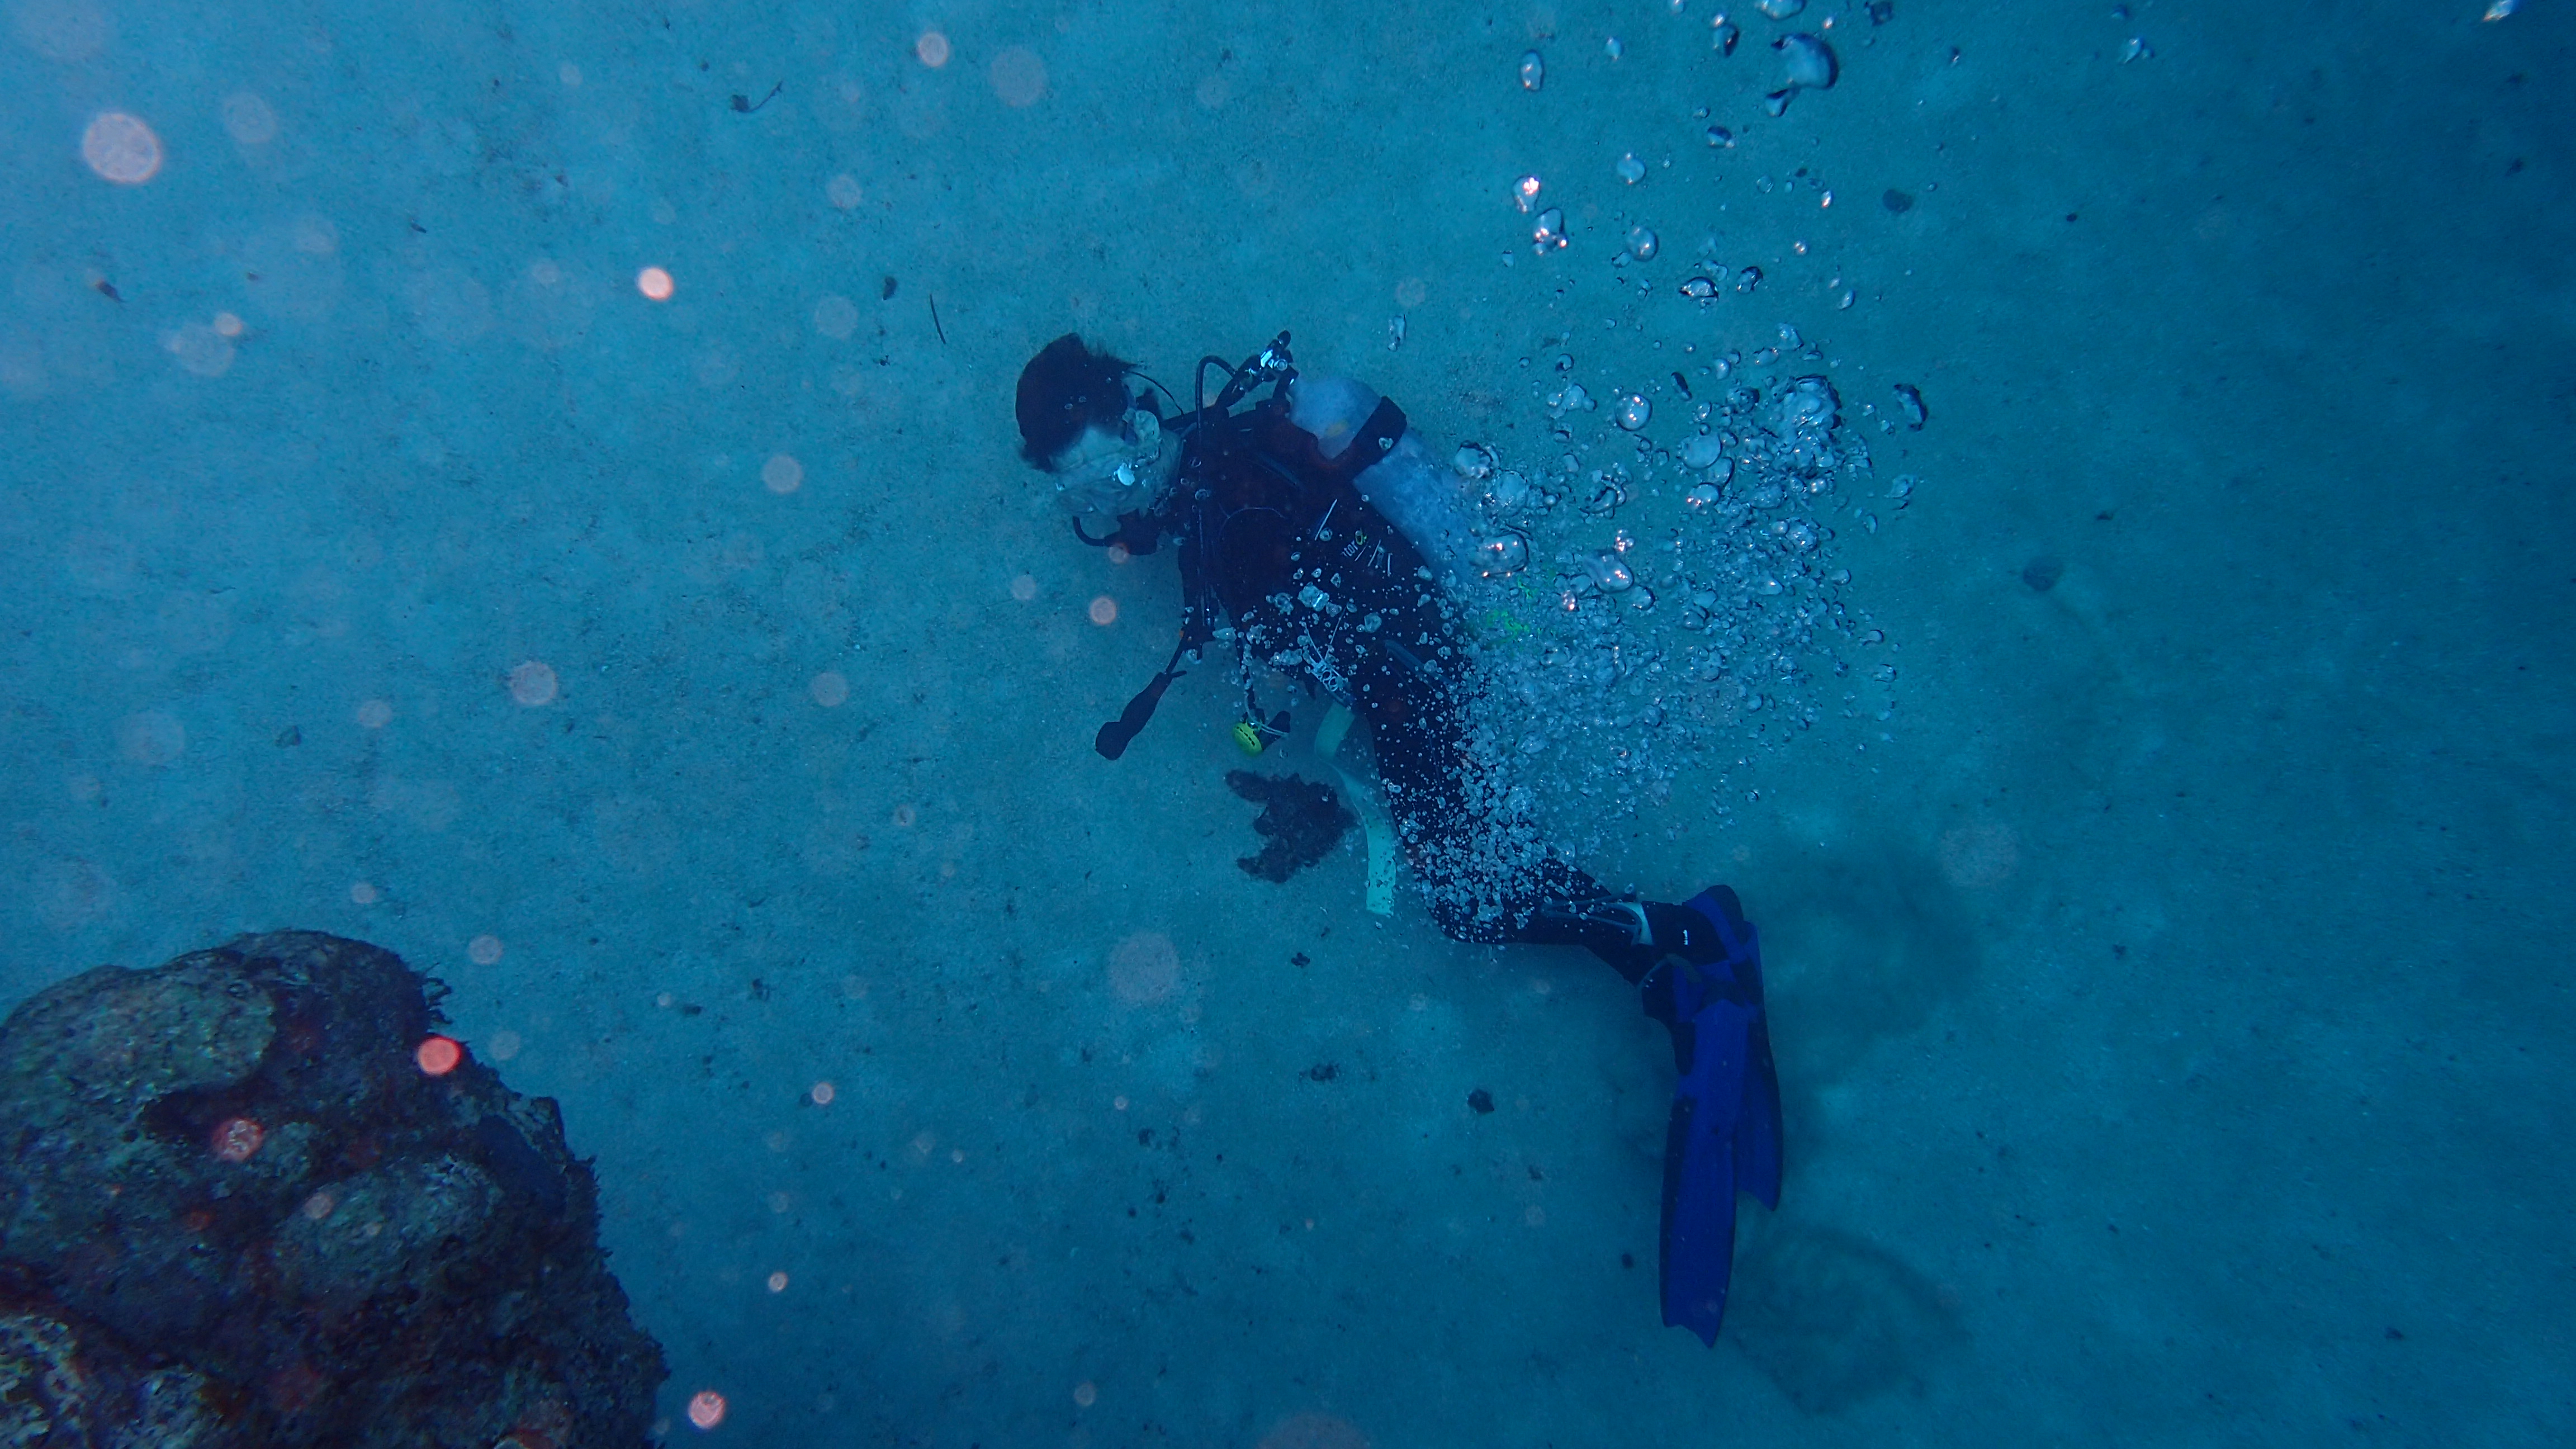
[{"left": 1285, "top": 375, "right": 1487, "bottom": 588}]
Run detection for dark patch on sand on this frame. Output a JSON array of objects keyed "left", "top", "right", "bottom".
[{"left": 1226, "top": 771, "right": 1355, "bottom": 883}]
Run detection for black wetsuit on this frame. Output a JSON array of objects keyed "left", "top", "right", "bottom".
[{"left": 1145, "top": 390, "right": 1647, "bottom": 969}]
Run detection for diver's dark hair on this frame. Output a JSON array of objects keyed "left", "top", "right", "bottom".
[{"left": 1015, "top": 333, "right": 1138, "bottom": 469}]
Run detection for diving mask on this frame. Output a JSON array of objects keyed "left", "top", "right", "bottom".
[{"left": 1052, "top": 406, "right": 1171, "bottom": 518}]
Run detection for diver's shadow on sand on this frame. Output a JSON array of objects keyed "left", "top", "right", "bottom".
[
  {"left": 1725, "top": 1216, "right": 1967, "bottom": 1413},
  {"left": 1755, "top": 842, "right": 1981, "bottom": 1090},
  {"left": 1711, "top": 842, "right": 1978, "bottom": 1410}
]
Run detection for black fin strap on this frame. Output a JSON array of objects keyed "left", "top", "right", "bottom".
[
  {"left": 1308, "top": 392, "right": 1412, "bottom": 482},
  {"left": 1347, "top": 395, "right": 1409, "bottom": 473},
  {"left": 1259, "top": 395, "right": 1409, "bottom": 484}
]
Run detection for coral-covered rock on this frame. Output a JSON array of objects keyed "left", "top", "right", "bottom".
[{"left": 0, "top": 931, "right": 663, "bottom": 1448}]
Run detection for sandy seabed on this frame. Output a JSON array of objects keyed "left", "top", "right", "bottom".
[{"left": 1, "top": 1, "right": 2570, "bottom": 1443}]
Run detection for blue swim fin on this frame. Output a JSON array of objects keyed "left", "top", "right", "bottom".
[{"left": 1642, "top": 885, "right": 1783, "bottom": 1346}]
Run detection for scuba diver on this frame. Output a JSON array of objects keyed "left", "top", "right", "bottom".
[{"left": 1014, "top": 330, "right": 1782, "bottom": 1345}]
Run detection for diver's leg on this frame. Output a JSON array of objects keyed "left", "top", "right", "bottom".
[
  {"left": 1493, "top": 855, "right": 1788, "bottom": 1346},
  {"left": 1361, "top": 639, "right": 1781, "bottom": 1343},
  {"left": 1365, "top": 678, "right": 1676, "bottom": 977},
  {"left": 1465, "top": 860, "right": 1786, "bottom": 1344}
]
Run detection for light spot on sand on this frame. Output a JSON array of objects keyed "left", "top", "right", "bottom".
[
  {"left": 508, "top": 661, "right": 559, "bottom": 706},
  {"left": 221, "top": 92, "right": 277, "bottom": 145},
  {"left": 990, "top": 47, "right": 1047, "bottom": 107},
  {"left": 116, "top": 711, "right": 184, "bottom": 766},
  {"left": 13, "top": 0, "right": 112, "bottom": 61},
  {"left": 1938, "top": 822, "right": 2019, "bottom": 889},
  {"left": 812, "top": 294, "right": 858, "bottom": 339},
  {"left": 64, "top": 532, "right": 135, "bottom": 593},
  {"left": 163, "top": 323, "right": 234, "bottom": 377},
  {"left": 34, "top": 858, "right": 114, "bottom": 930},
  {"left": 1257, "top": 1412, "right": 1371, "bottom": 1449},
  {"left": 1108, "top": 931, "right": 1180, "bottom": 1005},
  {"left": 81, "top": 111, "right": 160, "bottom": 183}
]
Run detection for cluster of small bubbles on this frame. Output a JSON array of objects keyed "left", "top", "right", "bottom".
[{"left": 1424, "top": 330, "right": 1892, "bottom": 861}]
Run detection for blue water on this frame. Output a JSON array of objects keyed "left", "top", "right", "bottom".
[{"left": 2, "top": 0, "right": 2570, "bottom": 1443}]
